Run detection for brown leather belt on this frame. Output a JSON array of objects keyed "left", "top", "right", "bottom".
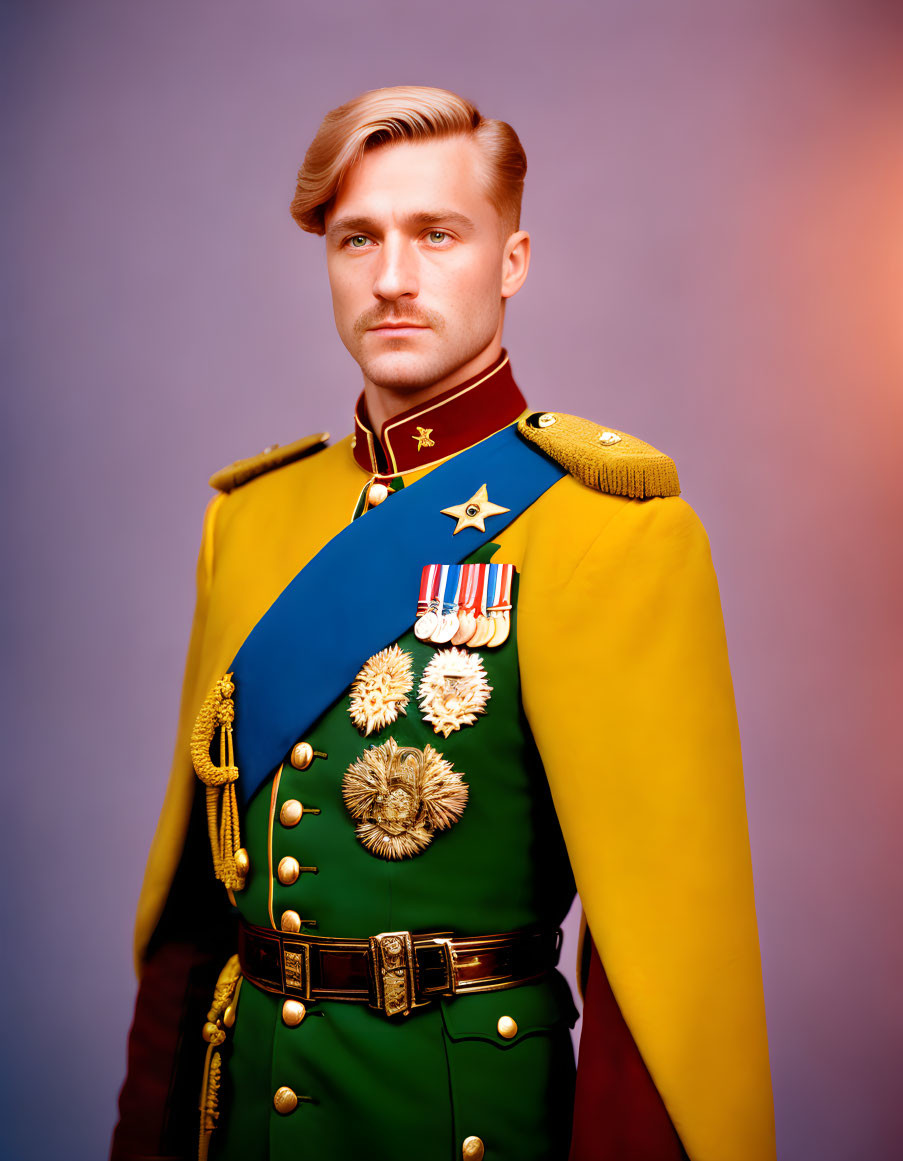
[{"left": 238, "top": 918, "right": 562, "bottom": 1018}]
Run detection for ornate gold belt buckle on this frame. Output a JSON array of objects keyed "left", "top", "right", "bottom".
[{"left": 368, "top": 931, "right": 416, "bottom": 1017}]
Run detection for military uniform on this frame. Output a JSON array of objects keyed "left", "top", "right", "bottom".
[{"left": 112, "top": 353, "right": 775, "bottom": 1161}]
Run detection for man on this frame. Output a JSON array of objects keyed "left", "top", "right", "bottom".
[{"left": 112, "top": 86, "right": 775, "bottom": 1161}]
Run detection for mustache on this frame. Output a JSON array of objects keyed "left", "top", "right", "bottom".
[{"left": 354, "top": 304, "right": 445, "bottom": 336}]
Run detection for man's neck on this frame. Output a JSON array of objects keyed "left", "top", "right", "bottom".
[{"left": 362, "top": 340, "right": 503, "bottom": 435}]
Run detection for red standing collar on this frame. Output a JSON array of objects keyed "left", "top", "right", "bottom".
[{"left": 352, "top": 351, "right": 527, "bottom": 477}]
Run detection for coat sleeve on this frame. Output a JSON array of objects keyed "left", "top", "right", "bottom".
[
  {"left": 518, "top": 493, "right": 775, "bottom": 1161},
  {"left": 111, "top": 497, "right": 237, "bottom": 1161},
  {"left": 132, "top": 493, "right": 227, "bottom": 973}
]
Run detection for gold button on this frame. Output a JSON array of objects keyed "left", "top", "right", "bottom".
[
  {"left": 290, "top": 742, "right": 314, "bottom": 770},
  {"left": 367, "top": 482, "right": 389, "bottom": 506},
  {"left": 280, "top": 799, "right": 303, "bottom": 827},
  {"left": 282, "top": 1000, "right": 306, "bottom": 1027},
  {"left": 223, "top": 1004, "right": 236, "bottom": 1029},
  {"left": 234, "top": 847, "right": 250, "bottom": 876},
  {"left": 497, "top": 1015, "right": 518, "bottom": 1039},
  {"left": 598, "top": 430, "right": 622, "bottom": 446},
  {"left": 273, "top": 1086, "right": 298, "bottom": 1115},
  {"left": 537, "top": 412, "right": 557, "bottom": 428},
  {"left": 278, "top": 856, "right": 300, "bottom": 885},
  {"left": 462, "top": 1137, "right": 484, "bottom": 1160},
  {"left": 281, "top": 910, "right": 302, "bottom": 933}
]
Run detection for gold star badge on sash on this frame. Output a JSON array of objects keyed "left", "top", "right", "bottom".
[
  {"left": 413, "top": 427, "right": 435, "bottom": 451},
  {"left": 441, "top": 484, "right": 510, "bottom": 534}
]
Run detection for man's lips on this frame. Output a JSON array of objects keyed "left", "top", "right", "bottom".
[{"left": 368, "top": 321, "right": 429, "bottom": 333}]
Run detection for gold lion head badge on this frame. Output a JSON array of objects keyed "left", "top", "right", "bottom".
[
  {"left": 342, "top": 737, "right": 468, "bottom": 859},
  {"left": 418, "top": 647, "right": 492, "bottom": 738}
]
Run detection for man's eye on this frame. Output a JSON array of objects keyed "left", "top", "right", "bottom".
[
  {"left": 348, "top": 235, "right": 369, "bottom": 248},
  {"left": 427, "top": 231, "right": 449, "bottom": 244}
]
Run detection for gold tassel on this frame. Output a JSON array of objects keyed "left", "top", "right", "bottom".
[
  {"left": 198, "top": 955, "right": 242, "bottom": 1161},
  {"left": 191, "top": 674, "right": 247, "bottom": 890},
  {"left": 198, "top": 1045, "right": 221, "bottom": 1161},
  {"left": 205, "top": 953, "right": 242, "bottom": 1028}
]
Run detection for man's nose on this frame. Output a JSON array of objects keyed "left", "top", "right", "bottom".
[{"left": 372, "top": 236, "right": 419, "bottom": 301}]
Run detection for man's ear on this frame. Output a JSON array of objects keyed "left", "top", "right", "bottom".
[{"left": 501, "top": 230, "right": 531, "bottom": 300}]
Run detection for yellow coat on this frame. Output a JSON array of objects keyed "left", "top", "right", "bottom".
[{"left": 134, "top": 420, "right": 775, "bottom": 1161}]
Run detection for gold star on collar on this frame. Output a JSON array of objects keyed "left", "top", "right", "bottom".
[
  {"left": 441, "top": 484, "right": 510, "bottom": 534},
  {"left": 413, "top": 427, "right": 435, "bottom": 451}
]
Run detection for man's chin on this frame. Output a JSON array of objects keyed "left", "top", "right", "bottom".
[{"left": 358, "top": 348, "right": 452, "bottom": 393}]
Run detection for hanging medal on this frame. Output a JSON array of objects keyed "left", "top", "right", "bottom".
[
  {"left": 468, "top": 564, "right": 496, "bottom": 648},
  {"left": 451, "top": 563, "right": 480, "bottom": 646},
  {"left": 430, "top": 565, "right": 461, "bottom": 644},
  {"left": 459, "top": 562, "right": 490, "bottom": 647},
  {"left": 486, "top": 563, "right": 514, "bottom": 648},
  {"left": 414, "top": 564, "right": 442, "bottom": 641}
]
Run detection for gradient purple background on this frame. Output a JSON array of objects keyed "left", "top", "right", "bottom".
[{"left": 3, "top": 2, "right": 902, "bottom": 1159}]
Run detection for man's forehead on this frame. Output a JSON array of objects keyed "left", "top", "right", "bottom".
[{"left": 325, "top": 136, "right": 495, "bottom": 228}]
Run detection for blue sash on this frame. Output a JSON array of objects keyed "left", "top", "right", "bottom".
[{"left": 230, "top": 422, "right": 565, "bottom": 805}]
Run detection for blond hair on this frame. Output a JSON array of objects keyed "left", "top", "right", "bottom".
[{"left": 291, "top": 85, "right": 527, "bottom": 236}]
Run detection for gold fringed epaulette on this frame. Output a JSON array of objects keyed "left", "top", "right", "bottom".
[
  {"left": 518, "top": 411, "right": 680, "bottom": 499},
  {"left": 209, "top": 432, "right": 329, "bottom": 493},
  {"left": 190, "top": 673, "right": 248, "bottom": 891}
]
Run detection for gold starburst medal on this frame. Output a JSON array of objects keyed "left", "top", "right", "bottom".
[
  {"left": 418, "top": 647, "right": 492, "bottom": 738},
  {"left": 342, "top": 738, "right": 469, "bottom": 859},
  {"left": 348, "top": 645, "right": 413, "bottom": 736}
]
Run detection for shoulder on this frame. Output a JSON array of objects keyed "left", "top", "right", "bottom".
[
  {"left": 509, "top": 411, "right": 710, "bottom": 585},
  {"left": 517, "top": 411, "right": 679, "bottom": 500},
  {"left": 208, "top": 432, "right": 330, "bottom": 493}
]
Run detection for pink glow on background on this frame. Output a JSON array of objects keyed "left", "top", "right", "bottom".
[{"left": 3, "top": 3, "right": 902, "bottom": 1159}]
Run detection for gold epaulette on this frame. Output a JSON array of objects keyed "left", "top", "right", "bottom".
[
  {"left": 209, "top": 432, "right": 329, "bottom": 493},
  {"left": 518, "top": 411, "right": 680, "bottom": 499}
]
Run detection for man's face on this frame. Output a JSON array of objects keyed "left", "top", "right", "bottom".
[{"left": 323, "top": 135, "right": 526, "bottom": 392}]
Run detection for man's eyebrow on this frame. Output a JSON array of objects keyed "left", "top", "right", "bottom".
[
  {"left": 326, "top": 210, "right": 477, "bottom": 241},
  {"left": 403, "top": 210, "right": 477, "bottom": 232}
]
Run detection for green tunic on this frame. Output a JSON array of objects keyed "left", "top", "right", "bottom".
[{"left": 214, "top": 570, "right": 579, "bottom": 1161}]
